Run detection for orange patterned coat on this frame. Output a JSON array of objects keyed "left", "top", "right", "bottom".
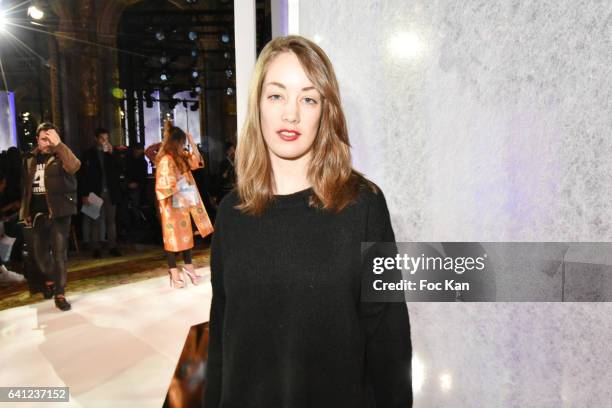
[{"left": 155, "top": 153, "right": 214, "bottom": 252}]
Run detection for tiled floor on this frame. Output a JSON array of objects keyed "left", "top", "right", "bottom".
[{"left": 0, "top": 268, "right": 212, "bottom": 408}]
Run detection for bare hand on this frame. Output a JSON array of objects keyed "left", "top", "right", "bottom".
[
  {"left": 46, "top": 129, "right": 61, "bottom": 146},
  {"left": 186, "top": 132, "right": 195, "bottom": 145},
  {"left": 103, "top": 142, "right": 113, "bottom": 153}
]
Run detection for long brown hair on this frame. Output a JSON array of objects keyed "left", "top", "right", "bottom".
[
  {"left": 236, "top": 35, "right": 371, "bottom": 215},
  {"left": 156, "top": 121, "right": 190, "bottom": 173}
]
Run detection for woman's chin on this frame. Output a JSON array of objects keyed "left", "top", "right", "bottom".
[{"left": 269, "top": 147, "right": 312, "bottom": 162}]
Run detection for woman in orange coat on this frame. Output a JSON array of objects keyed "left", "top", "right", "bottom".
[{"left": 155, "top": 123, "right": 214, "bottom": 288}]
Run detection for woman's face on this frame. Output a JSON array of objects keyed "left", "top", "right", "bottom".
[{"left": 259, "top": 51, "right": 322, "bottom": 162}]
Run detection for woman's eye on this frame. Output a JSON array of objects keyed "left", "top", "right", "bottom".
[
  {"left": 268, "top": 94, "right": 282, "bottom": 101},
  {"left": 303, "top": 97, "right": 318, "bottom": 105}
]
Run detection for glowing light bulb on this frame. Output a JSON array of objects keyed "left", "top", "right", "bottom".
[{"left": 27, "top": 6, "right": 45, "bottom": 20}]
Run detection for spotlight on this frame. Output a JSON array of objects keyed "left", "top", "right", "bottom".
[
  {"left": 155, "top": 31, "right": 165, "bottom": 41},
  {"left": 191, "top": 49, "right": 198, "bottom": 58},
  {"left": 223, "top": 51, "right": 231, "bottom": 59},
  {"left": 191, "top": 70, "right": 199, "bottom": 79},
  {"left": 188, "top": 31, "right": 198, "bottom": 41},
  {"left": 190, "top": 101, "right": 199, "bottom": 112},
  {"left": 220, "top": 33, "right": 230, "bottom": 44},
  {"left": 194, "top": 85, "right": 202, "bottom": 93},
  {"left": 27, "top": 5, "right": 44, "bottom": 20},
  {"left": 111, "top": 88, "right": 125, "bottom": 99},
  {"left": 226, "top": 87, "right": 234, "bottom": 96},
  {"left": 225, "top": 68, "right": 233, "bottom": 79},
  {"left": 160, "top": 56, "right": 168, "bottom": 65},
  {"left": 160, "top": 73, "right": 169, "bottom": 81}
]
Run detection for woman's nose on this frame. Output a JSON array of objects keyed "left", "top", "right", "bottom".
[{"left": 282, "top": 101, "right": 299, "bottom": 124}]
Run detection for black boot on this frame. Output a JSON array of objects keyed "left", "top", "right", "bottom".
[{"left": 54, "top": 295, "right": 72, "bottom": 311}]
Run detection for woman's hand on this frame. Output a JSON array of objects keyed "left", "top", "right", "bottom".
[
  {"left": 186, "top": 132, "right": 195, "bottom": 145},
  {"left": 187, "top": 132, "right": 203, "bottom": 163}
]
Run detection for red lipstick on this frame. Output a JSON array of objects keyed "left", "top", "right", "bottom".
[{"left": 277, "top": 128, "right": 301, "bottom": 142}]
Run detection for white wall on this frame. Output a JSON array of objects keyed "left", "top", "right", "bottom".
[{"left": 299, "top": 1, "right": 612, "bottom": 243}]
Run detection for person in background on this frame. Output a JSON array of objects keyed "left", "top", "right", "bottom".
[
  {"left": 19, "top": 123, "right": 80, "bottom": 311},
  {"left": 5, "top": 147, "right": 22, "bottom": 201},
  {"left": 80, "top": 128, "right": 122, "bottom": 258},
  {"left": 126, "top": 142, "right": 148, "bottom": 210},
  {"left": 0, "top": 171, "right": 25, "bottom": 284},
  {"left": 155, "top": 122, "right": 213, "bottom": 288}
]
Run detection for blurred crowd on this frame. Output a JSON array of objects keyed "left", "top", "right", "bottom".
[{"left": 0, "top": 136, "right": 235, "bottom": 283}]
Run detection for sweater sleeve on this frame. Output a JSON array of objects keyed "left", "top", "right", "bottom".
[
  {"left": 360, "top": 188, "right": 413, "bottom": 407},
  {"left": 204, "top": 209, "right": 226, "bottom": 407}
]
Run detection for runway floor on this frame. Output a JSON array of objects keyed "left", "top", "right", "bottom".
[{"left": 0, "top": 268, "right": 212, "bottom": 408}]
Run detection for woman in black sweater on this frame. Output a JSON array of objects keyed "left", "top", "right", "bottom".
[{"left": 204, "top": 35, "right": 412, "bottom": 408}]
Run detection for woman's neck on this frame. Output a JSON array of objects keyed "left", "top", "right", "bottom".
[{"left": 270, "top": 152, "right": 311, "bottom": 195}]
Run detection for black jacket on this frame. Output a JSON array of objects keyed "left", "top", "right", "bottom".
[
  {"left": 20, "top": 143, "right": 81, "bottom": 221},
  {"left": 80, "top": 146, "right": 121, "bottom": 205},
  {"left": 125, "top": 155, "right": 148, "bottom": 187}
]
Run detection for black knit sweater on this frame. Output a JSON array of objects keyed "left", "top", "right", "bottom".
[{"left": 204, "top": 183, "right": 412, "bottom": 408}]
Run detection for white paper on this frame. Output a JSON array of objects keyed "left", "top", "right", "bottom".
[
  {"left": 81, "top": 192, "right": 104, "bottom": 220},
  {"left": 172, "top": 177, "right": 199, "bottom": 208}
]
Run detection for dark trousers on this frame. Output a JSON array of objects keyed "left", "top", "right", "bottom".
[
  {"left": 31, "top": 214, "right": 71, "bottom": 295},
  {"left": 91, "top": 191, "right": 117, "bottom": 250},
  {"left": 166, "top": 249, "right": 193, "bottom": 268}
]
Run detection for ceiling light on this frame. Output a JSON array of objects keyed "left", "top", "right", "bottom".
[{"left": 27, "top": 6, "right": 44, "bottom": 20}]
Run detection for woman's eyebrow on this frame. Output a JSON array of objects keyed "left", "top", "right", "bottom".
[
  {"left": 264, "top": 81, "right": 286, "bottom": 89},
  {"left": 264, "top": 82, "right": 317, "bottom": 92}
]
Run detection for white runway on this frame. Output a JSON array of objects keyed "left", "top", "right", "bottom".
[{"left": 0, "top": 268, "right": 212, "bottom": 408}]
